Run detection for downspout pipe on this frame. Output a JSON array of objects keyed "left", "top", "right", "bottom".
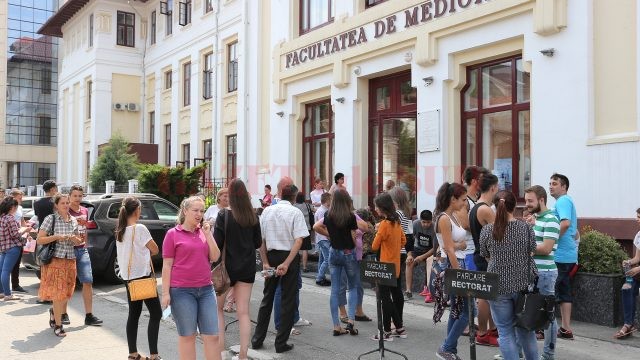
[{"left": 212, "top": 0, "right": 221, "bottom": 179}]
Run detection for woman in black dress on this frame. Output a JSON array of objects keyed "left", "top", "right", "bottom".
[{"left": 213, "top": 179, "right": 262, "bottom": 360}]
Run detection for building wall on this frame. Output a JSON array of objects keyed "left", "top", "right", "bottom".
[
  {"left": 55, "top": 0, "right": 260, "bottom": 189},
  {"left": 0, "top": 0, "right": 59, "bottom": 189},
  {"left": 266, "top": 0, "right": 640, "bottom": 222}
]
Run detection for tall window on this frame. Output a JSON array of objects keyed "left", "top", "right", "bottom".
[
  {"left": 86, "top": 80, "right": 92, "bottom": 119},
  {"left": 365, "top": 0, "right": 387, "bottom": 8},
  {"left": 150, "top": 11, "right": 156, "bottom": 45},
  {"left": 149, "top": 111, "right": 155, "bottom": 143},
  {"left": 164, "top": 70, "right": 172, "bottom": 90},
  {"left": 203, "top": 139, "right": 212, "bottom": 162},
  {"left": 303, "top": 100, "right": 334, "bottom": 193},
  {"left": 205, "top": 0, "right": 214, "bottom": 13},
  {"left": 461, "top": 56, "right": 530, "bottom": 197},
  {"left": 117, "top": 11, "right": 135, "bottom": 47},
  {"left": 164, "top": 124, "right": 171, "bottom": 166},
  {"left": 165, "top": 0, "right": 173, "bottom": 36},
  {"left": 203, "top": 52, "right": 213, "bottom": 99},
  {"left": 226, "top": 134, "right": 237, "bottom": 179},
  {"left": 182, "top": 144, "right": 190, "bottom": 167},
  {"left": 37, "top": 115, "right": 52, "bottom": 145},
  {"left": 42, "top": 68, "right": 51, "bottom": 94},
  {"left": 179, "top": 0, "right": 192, "bottom": 26},
  {"left": 89, "top": 14, "right": 94, "bottom": 47},
  {"left": 183, "top": 62, "right": 191, "bottom": 106},
  {"left": 227, "top": 42, "right": 238, "bottom": 92},
  {"left": 300, "top": 0, "right": 334, "bottom": 35}
]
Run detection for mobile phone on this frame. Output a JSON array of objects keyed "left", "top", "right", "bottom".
[{"left": 162, "top": 306, "right": 172, "bottom": 320}]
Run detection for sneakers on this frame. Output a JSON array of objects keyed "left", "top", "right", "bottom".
[
  {"left": 540, "top": 353, "right": 554, "bottom": 360},
  {"left": 12, "top": 286, "right": 27, "bottom": 293},
  {"left": 315, "top": 279, "right": 331, "bottom": 286},
  {"left": 404, "top": 291, "right": 413, "bottom": 300},
  {"left": 424, "top": 293, "right": 434, "bottom": 303},
  {"left": 419, "top": 286, "right": 430, "bottom": 296},
  {"left": 295, "top": 318, "right": 312, "bottom": 326},
  {"left": 85, "top": 313, "right": 103, "bottom": 326},
  {"left": 390, "top": 327, "right": 407, "bottom": 338},
  {"left": 476, "top": 332, "right": 499, "bottom": 347},
  {"left": 557, "top": 327, "right": 574, "bottom": 340},
  {"left": 370, "top": 331, "right": 393, "bottom": 342},
  {"left": 435, "top": 349, "right": 458, "bottom": 360},
  {"left": 61, "top": 313, "right": 70, "bottom": 325}
]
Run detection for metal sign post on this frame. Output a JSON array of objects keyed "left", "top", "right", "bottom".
[
  {"left": 444, "top": 268, "right": 500, "bottom": 360},
  {"left": 357, "top": 260, "right": 408, "bottom": 360}
]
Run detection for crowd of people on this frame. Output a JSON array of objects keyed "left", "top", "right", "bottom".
[{"left": 2, "top": 166, "right": 639, "bottom": 360}]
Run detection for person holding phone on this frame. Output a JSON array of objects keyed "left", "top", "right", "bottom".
[
  {"left": 162, "top": 196, "right": 221, "bottom": 360},
  {"left": 116, "top": 197, "right": 162, "bottom": 360}
]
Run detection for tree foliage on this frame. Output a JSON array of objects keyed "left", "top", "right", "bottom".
[
  {"left": 89, "top": 135, "right": 140, "bottom": 190},
  {"left": 578, "top": 227, "right": 628, "bottom": 275},
  {"left": 137, "top": 163, "right": 207, "bottom": 206}
]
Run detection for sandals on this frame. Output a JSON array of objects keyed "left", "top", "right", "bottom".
[
  {"left": 355, "top": 314, "right": 372, "bottom": 322},
  {"left": 49, "top": 308, "right": 55, "bottom": 328},
  {"left": 53, "top": 325, "right": 66, "bottom": 337},
  {"left": 614, "top": 324, "right": 637, "bottom": 339},
  {"left": 290, "top": 327, "right": 301, "bottom": 335},
  {"left": 339, "top": 316, "right": 349, "bottom": 324},
  {"left": 127, "top": 355, "right": 151, "bottom": 360},
  {"left": 333, "top": 328, "right": 348, "bottom": 336},
  {"left": 345, "top": 322, "right": 359, "bottom": 336}
]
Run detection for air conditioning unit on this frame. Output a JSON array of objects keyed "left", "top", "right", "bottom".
[
  {"left": 126, "top": 103, "right": 139, "bottom": 112},
  {"left": 113, "top": 103, "right": 125, "bottom": 111}
]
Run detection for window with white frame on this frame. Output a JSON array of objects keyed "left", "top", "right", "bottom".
[
  {"left": 300, "top": 0, "right": 333, "bottom": 35},
  {"left": 203, "top": 52, "right": 213, "bottom": 99},
  {"left": 227, "top": 41, "right": 238, "bottom": 93}
]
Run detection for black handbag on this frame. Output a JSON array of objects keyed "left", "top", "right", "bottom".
[
  {"left": 514, "top": 254, "right": 556, "bottom": 331},
  {"left": 36, "top": 214, "right": 57, "bottom": 265}
]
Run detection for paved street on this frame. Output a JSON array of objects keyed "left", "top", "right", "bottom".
[{"left": 1, "top": 267, "right": 639, "bottom": 360}]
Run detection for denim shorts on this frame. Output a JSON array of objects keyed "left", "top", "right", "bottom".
[
  {"left": 555, "top": 263, "right": 574, "bottom": 303},
  {"left": 170, "top": 285, "right": 219, "bottom": 336},
  {"left": 74, "top": 247, "right": 93, "bottom": 284}
]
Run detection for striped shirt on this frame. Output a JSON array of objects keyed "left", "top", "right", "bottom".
[
  {"left": 533, "top": 210, "right": 560, "bottom": 271},
  {"left": 40, "top": 213, "right": 79, "bottom": 260},
  {"left": 396, "top": 210, "right": 412, "bottom": 254}
]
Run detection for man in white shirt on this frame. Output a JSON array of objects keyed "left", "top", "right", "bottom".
[{"left": 252, "top": 183, "right": 309, "bottom": 354}]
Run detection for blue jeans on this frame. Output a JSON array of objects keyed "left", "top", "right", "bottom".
[
  {"left": 274, "top": 267, "right": 301, "bottom": 330},
  {"left": 621, "top": 278, "right": 640, "bottom": 325},
  {"left": 316, "top": 240, "right": 330, "bottom": 282},
  {"left": 329, "top": 248, "right": 359, "bottom": 326},
  {"left": 169, "top": 285, "right": 219, "bottom": 336},
  {"left": 0, "top": 246, "right": 22, "bottom": 296},
  {"left": 489, "top": 293, "right": 539, "bottom": 360},
  {"left": 74, "top": 247, "right": 94, "bottom": 284},
  {"left": 338, "top": 262, "right": 364, "bottom": 307},
  {"left": 440, "top": 258, "right": 468, "bottom": 354},
  {"left": 538, "top": 271, "right": 558, "bottom": 357}
]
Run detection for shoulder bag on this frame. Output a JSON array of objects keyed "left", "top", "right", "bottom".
[
  {"left": 126, "top": 225, "right": 159, "bottom": 301},
  {"left": 514, "top": 251, "right": 556, "bottom": 331},
  {"left": 36, "top": 214, "right": 57, "bottom": 265},
  {"left": 211, "top": 209, "right": 231, "bottom": 296}
]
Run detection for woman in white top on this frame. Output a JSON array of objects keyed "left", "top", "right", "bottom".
[
  {"left": 115, "top": 197, "right": 162, "bottom": 360},
  {"left": 434, "top": 182, "right": 470, "bottom": 360}
]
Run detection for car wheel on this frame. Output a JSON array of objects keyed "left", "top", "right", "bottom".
[{"left": 104, "top": 252, "right": 124, "bottom": 284}]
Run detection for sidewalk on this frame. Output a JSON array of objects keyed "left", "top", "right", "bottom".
[{"left": 304, "top": 260, "right": 640, "bottom": 350}]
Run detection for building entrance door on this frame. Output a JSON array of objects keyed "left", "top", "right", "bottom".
[{"left": 368, "top": 71, "right": 417, "bottom": 210}]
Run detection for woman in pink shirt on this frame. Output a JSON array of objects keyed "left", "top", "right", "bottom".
[{"left": 162, "top": 196, "right": 221, "bottom": 360}]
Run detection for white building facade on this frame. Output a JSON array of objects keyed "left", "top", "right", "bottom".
[
  {"left": 267, "top": 0, "right": 640, "bottom": 237},
  {"left": 40, "top": 0, "right": 267, "bottom": 190}
]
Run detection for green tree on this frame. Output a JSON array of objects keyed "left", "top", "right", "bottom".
[{"left": 89, "top": 134, "right": 140, "bottom": 190}]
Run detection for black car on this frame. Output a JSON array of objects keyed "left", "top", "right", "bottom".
[{"left": 22, "top": 193, "right": 179, "bottom": 284}]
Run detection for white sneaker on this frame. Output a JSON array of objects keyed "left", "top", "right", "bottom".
[{"left": 295, "top": 318, "right": 312, "bottom": 326}]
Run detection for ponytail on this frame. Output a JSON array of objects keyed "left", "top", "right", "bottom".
[
  {"left": 491, "top": 190, "right": 516, "bottom": 241},
  {"left": 115, "top": 197, "right": 141, "bottom": 242}
]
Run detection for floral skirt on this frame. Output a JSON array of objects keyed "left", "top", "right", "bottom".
[{"left": 39, "top": 257, "right": 77, "bottom": 301}]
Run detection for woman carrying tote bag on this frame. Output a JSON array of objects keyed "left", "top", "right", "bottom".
[{"left": 115, "top": 197, "right": 163, "bottom": 360}]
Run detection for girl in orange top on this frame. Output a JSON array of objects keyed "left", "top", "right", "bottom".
[{"left": 371, "top": 192, "right": 406, "bottom": 341}]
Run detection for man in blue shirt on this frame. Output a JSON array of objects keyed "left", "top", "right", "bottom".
[{"left": 549, "top": 173, "right": 578, "bottom": 340}]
